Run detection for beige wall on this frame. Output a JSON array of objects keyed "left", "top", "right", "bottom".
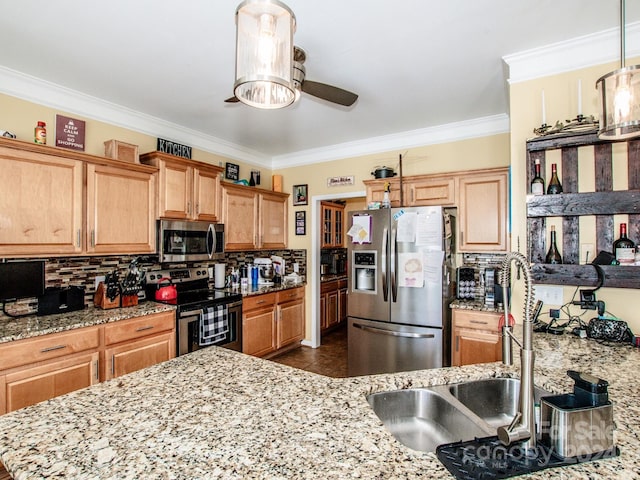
[{"left": 509, "top": 55, "right": 640, "bottom": 333}]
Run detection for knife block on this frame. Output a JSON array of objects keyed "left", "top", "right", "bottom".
[{"left": 94, "top": 282, "right": 120, "bottom": 310}]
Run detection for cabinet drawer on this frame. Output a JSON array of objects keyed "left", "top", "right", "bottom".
[
  {"left": 276, "top": 287, "right": 304, "bottom": 303},
  {"left": 452, "top": 309, "right": 501, "bottom": 331},
  {"left": 0, "top": 327, "right": 100, "bottom": 371},
  {"left": 104, "top": 311, "right": 175, "bottom": 346},
  {"left": 243, "top": 293, "right": 277, "bottom": 312}
]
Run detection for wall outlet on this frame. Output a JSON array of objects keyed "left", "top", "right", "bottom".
[
  {"left": 94, "top": 275, "right": 105, "bottom": 290},
  {"left": 534, "top": 285, "right": 564, "bottom": 306}
]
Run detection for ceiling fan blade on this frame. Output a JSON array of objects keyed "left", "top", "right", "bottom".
[
  {"left": 301, "top": 80, "right": 358, "bottom": 106},
  {"left": 225, "top": 95, "right": 240, "bottom": 103}
]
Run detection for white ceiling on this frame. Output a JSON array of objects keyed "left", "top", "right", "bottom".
[{"left": 1, "top": 1, "right": 639, "bottom": 167}]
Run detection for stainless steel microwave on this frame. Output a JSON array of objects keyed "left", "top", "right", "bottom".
[{"left": 157, "top": 220, "right": 224, "bottom": 263}]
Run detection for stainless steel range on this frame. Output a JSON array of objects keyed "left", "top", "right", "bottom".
[{"left": 145, "top": 268, "right": 242, "bottom": 355}]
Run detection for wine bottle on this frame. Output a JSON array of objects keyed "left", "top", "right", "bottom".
[
  {"left": 545, "top": 225, "right": 562, "bottom": 264},
  {"left": 546, "top": 163, "right": 563, "bottom": 194},
  {"left": 531, "top": 158, "right": 545, "bottom": 195},
  {"left": 614, "top": 222, "right": 636, "bottom": 265}
]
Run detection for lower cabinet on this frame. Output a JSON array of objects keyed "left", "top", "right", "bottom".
[
  {"left": 451, "top": 309, "right": 502, "bottom": 366},
  {"left": 0, "top": 311, "right": 176, "bottom": 415},
  {"left": 243, "top": 287, "right": 305, "bottom": 357},
  {"left": 321, "top": 279, "right": 347, "bottom": 332},
  {"left": 102, "top": 311, "right": 176, "bottom": 381}
]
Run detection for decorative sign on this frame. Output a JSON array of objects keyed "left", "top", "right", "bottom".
[
  {"left": 225, "top": 162, "right": 239, "bottom": 181},
  {"left": 55, "top": 114, "right": 85, "bottom": 151},
  {"left": 157, "top": 138, "right": 192, "bottom": 159},
  {"left": 327, "top": 175, "right": 355, "bottom": 187}
]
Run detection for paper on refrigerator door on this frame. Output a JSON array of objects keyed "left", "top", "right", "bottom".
[
  {"left": 398, "top": 252, "right": 424, "bottom": 288},
  {"left": 415, "top": 212, "right": 442, "bottom": 248},
  {"left": 396, "top": 212, "right": 417, "bottom": 242},
  {"left": 423, "top": 249, "right": 445, "bottom": 282},
  {"left": 348, "top": 215, "right": 371, "bottom": 244}
]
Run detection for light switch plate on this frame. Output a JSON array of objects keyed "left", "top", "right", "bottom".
[{"left": 534, "top": 285, "right": 564, "bottom": 306}]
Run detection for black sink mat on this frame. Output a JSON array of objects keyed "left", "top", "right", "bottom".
[{"left": 436, "top": 435, "right": 619, "bottom": 479}]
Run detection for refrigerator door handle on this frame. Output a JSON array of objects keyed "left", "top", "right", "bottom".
[
  {"left": 382, "top": 226, "right": 388, "bottom": 302},
  {"left": 352, "top": 322, "right": 436, "bottom": 339},
  {"left": 391, "top": 226, "right": 398, "bottom": 302}
]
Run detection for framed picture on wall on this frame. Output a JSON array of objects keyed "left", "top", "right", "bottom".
[
  {"left": 295, "top": 211, "right": 306, "bottom": 235},
  {"left": 293, "top": 184, "right": 308, "bottom": 206}
]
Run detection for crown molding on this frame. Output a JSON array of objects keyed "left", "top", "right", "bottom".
[
  {"left": 0, "top": 66, "right": 270, "bottom": 167},
  {"left": 271, "top": 114, "right": 510, "bottom": 169},
  {"left": 505, "top": 22, "right": 640, "bottom": 83}
]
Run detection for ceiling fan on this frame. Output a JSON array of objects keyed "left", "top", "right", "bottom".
[{"left": 225, "top": 46, "right": 358, "bottom": 107}]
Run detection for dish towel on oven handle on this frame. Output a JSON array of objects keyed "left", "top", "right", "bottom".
[{"left": 200, "top": 305, "right": 229, "bottom": 346}]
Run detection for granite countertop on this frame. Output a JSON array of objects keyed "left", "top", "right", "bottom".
[
  {"left": 232, "top": 281, "right": 306, "bottom": 298},
  {"left": 0, "top": 303, "right": 176, "bottom": 345},
  {"left": 449, "top": 299, "right": 504, "bottom": 313},
  {"left": 1, "top": 328, "right": 639, "bottom": 479}
]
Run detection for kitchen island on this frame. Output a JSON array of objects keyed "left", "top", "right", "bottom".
[{"left": 1, "top": 329, "right": 639, "bottom": 479}]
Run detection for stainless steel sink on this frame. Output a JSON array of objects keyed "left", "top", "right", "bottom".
[
  {"left": 367, "top": 377, "right": 551, "bottom": 452},
  {"left": 367, "top": 388, "right": 488, "bottom": 452}
]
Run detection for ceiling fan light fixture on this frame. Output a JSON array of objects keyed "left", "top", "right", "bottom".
[
  {"left": 234, "top": 0, "right": 296, "bottom": 109},
  {"left": 596, "top": 0, "right": 640, "bottom": 140}
]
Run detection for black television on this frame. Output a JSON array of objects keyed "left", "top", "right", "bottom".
[{"left": 0, "top": 261, "right": 45, "bottom": 302}]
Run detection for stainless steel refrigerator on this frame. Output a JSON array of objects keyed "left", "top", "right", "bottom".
[{"left": 347, "top": 206, "right": 454, "bottom": 376}]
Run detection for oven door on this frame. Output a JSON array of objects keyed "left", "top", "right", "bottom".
[
  {"left": 158, "top": 220, "right": 224, "bottom": 263},
  {"left": 177, "top": 299, "right": 242, "bottom": 355}
]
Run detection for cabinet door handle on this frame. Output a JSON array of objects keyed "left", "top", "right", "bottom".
[
  {"left": 470, "top": 320, "right": 489, "bottom": 325},
  {"left": 135, "top": 325, "right": 154, "bottom": 332},
  {"left": 91, "top": 230, "right": 95, "bottom": 247},
  {"left": 41, "top": 344, "right": 66, "bottom": 353},
  {"left": 187, "top": 202, "right": 191, "bottom": 215},
  {"left": 196, "top": 203, "right": 200, "bottom": 215},
  {"left": 455, "top": 336, "right": 459, "bottom": 352},
  {"left": 255, "top": 300, "right": 266, "bottom": 305},
  {"left": 76, "top": 229, "right": 81, "bottom": 247},
  {"left": 95, "top": 359, "right": 99, "bottom": 380},
  {"left": 111, "top": 354, "right": 115, "bottom": 375}
]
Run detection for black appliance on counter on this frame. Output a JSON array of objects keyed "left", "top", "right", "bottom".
[
  {"left": 455, "top": 267, "right": 476, "bottom": 300},
  {"left": 145, "top": 268, "right": 242, "bottom": 355},
  {"left": 321, "top": 248, "right": 347, "bottom": 279},
  {"left": 37, "top": 286, "right": 85, "bottom": 316}
]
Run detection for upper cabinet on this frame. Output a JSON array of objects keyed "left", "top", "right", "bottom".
[
  {"left": 221, "top": 182, "right": 288, "bottom": 251},
  {"left": 139, "top": 151, "right": 223, "bottom": 222},
  {"left": 0, "top": 138, "right": 157, "bottom": 258},
  {"left": 364, "top": 167, "right": 509, "bottom": 252},
  {"left": 458, "top": 169, "right": 509, "bottom": 252},
  {"left": 321, "top": 201, "right": 345, "bottom": 248}
]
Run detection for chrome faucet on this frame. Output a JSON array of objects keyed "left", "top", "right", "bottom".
[{"left": 496, "top": 252, "right": 537, "bottom": 452}]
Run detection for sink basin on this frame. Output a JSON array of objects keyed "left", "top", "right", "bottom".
[
  {"left": 449, "top": 378, "right": 549, "bottom": 428},
  {"left": 367, "top": 388, "right": 488, "bottom": 452},
  {"left": 367, "top": 378, "right": 551, "bottom": 452}
]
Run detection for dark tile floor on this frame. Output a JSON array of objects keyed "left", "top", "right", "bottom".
[{"left": 269, "top": 324, "right": 347, "bottom": 378}]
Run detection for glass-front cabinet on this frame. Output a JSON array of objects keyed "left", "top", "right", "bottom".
[{"left": 321, "top": 201, "right": 345, "bottom": 248}]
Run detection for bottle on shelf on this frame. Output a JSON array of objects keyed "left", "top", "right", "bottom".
[
  {"left": 381, "top": 182, "right": 391, "bottom": 208},
  {"left": 531, "top": 158, "right": 545, "bottom": 195},
  {"left": 614, "top": 222, "right": 636, "bottom": 265},
  {"left": 546, "top": 163, "right": 563, "bottom": 194},
  {"left": 545, "top": 225, "right": 563, "bottom": 264},
  {"left": 34, "top": 121, "right": 46, "bottom": 145}
]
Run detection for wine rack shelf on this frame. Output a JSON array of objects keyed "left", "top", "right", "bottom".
[{"left": 526, "top": 130, "right": 640, "bottom": 289}]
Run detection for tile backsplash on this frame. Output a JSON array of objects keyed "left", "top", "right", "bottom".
[{"left": 0, "top": 249, "right": 306, "bottom": 319}]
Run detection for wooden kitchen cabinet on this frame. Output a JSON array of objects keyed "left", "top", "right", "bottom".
[
  {"left": 364, "top": 178, "right": 401, "bottom": 207},
  {"left": 451, "top": 309, "right": 502, "bottom": 366},
  {"left": 242, "top": 293, "right": 277, "bottom": 357},
  {"left": 457, "top": 168, "right": 509, "bottom": 252},
  {"left": 221, "top": 182, "right": 288, "bottom": 251},
  {"left": 321, "top": 201, "right": 345, "bottom": 247},
  {"left": 103, "top": 311, "right": 176, "bottom": 381},
  {"left": 140, "top": 152, "right": 223, "bottom": 222},
  {"left": 276, "top": 287, "right": 305, "bottom": 349},
  {"left": 321, "top": 279, "right": 346, "bottom": 332},
  {"left": 0, "top": 137, "right": 158, "bottom": 258},
  {"left": 85, "top": 163, "right": 156, "bottom": 255},
  {"left": 243, "top": 287, "right": 305, "bottom": 357},
  {"left": 0, "top": 325, "right": 101, "bottom": 415},
  {"left": 405, "top": 175, "right": 456, "bottom": 206},
  {"left": 0, "top": 141, "right": 83, "bottom": 256}
]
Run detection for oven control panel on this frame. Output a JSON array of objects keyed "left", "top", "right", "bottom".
[{"left": 146, "top": 268, "right": 209, "bottom": 284}]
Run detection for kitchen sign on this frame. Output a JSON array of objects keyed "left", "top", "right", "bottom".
[
  {"left": 327, "top": 175, "right": 355, "bottom": 187},
  {"left": 157, "top": 138, "right": 192, "bottom": 159},
  {"left": 55, "top": 114, "right": 85, "bottom": 151}
]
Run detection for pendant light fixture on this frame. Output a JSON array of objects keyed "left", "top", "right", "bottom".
[
  {"left": 233, "top": 0, "right": 296, "bottom": 109},
  {"left": 596, "top": 0, "right": 640, "bottom": 140}
]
